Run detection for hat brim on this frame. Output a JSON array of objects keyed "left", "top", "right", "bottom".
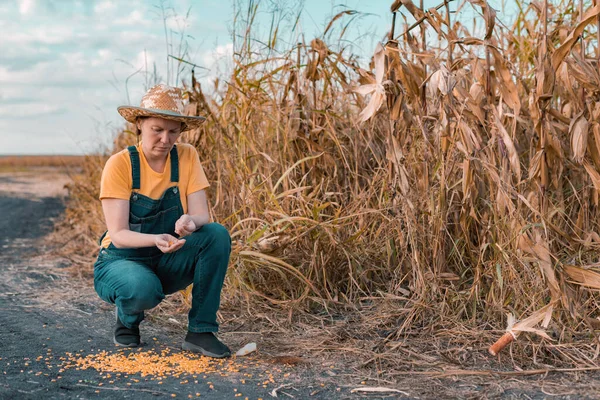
[{"left": 117, "top": 106, "right": 206, "bottom": 130}]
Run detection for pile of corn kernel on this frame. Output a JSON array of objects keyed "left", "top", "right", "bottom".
[
  {"left": 62, "top": 347, "right": 243, "bottom": 378},
  {"left": 3, "top": 344, "right": 321, "bottom": 400},
  {"left": 53, "top": 345, "right": 285, "bottom": 398}
]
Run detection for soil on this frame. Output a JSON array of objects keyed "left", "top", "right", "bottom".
[{"left": 1, "top": 169, "right": 600, "bottom": 400}]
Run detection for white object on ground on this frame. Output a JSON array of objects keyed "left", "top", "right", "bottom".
[
  {"left": 350, "top": 387, "right": 409, "bottom": 395},
  {"left": 235, "top": 342, "right": 257, "bottom": 356}
]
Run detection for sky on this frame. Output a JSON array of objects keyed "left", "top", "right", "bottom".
[{"left": 0, "top": 0, "right": 514, "bottom": 155}]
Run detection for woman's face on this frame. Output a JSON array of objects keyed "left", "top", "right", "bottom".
[{"left": 138, "top": 117, "right": 183, "bottom": 160}]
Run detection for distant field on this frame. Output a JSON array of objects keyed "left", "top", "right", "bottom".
[{"left": 0, "top": 155, "right": 87, "bottom": 172}]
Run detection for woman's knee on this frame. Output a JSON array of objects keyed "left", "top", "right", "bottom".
[
  {"left": 191, "top": 223, "right": 231, "bottom": 252},
  {"left": 121, "top": 279, "right": 164, "bottom": 311}
]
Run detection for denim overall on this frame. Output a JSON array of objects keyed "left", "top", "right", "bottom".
[{"left": 94, "top": 145, "right": 231, "bottom": 333}]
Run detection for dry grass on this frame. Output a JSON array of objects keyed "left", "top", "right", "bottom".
[
  {"left": 55, "top": 0, "right": 600, "bottom": 373},
  {"left": 0, "top": 155, "right": 86, "bottom": 172}
]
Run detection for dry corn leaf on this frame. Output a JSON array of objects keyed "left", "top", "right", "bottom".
[
  {"left": 570, "top": 112, "right": 589, "bottom": 164},
  {"left": 517, "top": 234, "right": 561, "bottom": 300},
  {"left": 551, "top": 3, "right": 600, "bottom": 70},
  {"left": 493, "top": 114, "right": 521, "bottom": 179},
  {"left": 396, "top": 0, "right": 426, "bottom": 21},
  {"left": 428, "top": 65, "right": 454, "bottom": 96},
  {"left": 469, "top": 82, "right": 485, "bottom": 103},
  {"left": 561, "top": 101, "right": 573, "bottom": 119},
  {"left": 323, "top": 10, "right": 357, "bottom": 36},
  {"left": 467, "top": 0, "right": 496, "bottom": 39},
  {"left": 461, "top": 37, "right": 485, "bottom": 46},
  {"left": 593, "top": 103, "right": 600, "bottom": 121},
  {"left": 482, "top": 2, "right": 496, "bottom": 40},
  {"left": 589, "top": 137, "right": 600, "bottom": 176},
  {"left": 583, "top": 231, "right": 600, "bottom": 246},
  {"left": 256, "top": 235, "right": 290, "bottom": 253},
  {"left": 496, "top": 185, "right": 515, "bottom": 214},
  {"left": 566, "top": 54, "right": 600, "bottom": 92},
  {"left": 528, "top": 150, "right": 543, "bottom": 180},
  {"left": 533, "top": 241, "right": 560, "bottom": 300},
  {"left": 311, "top": 38, "right": 328, "bottom": 62},
  {"left": 536, "top": 54, "right": 555, "bottom": 99},
  {"left": 304, "top": 56, "right": 320, "bottom": 81},
  {"left": 564, "top": 264, "right": 600, "bottom": 290},
  {"left": 396, "top": 57, "right": 423, "bottom": 98},
  {"left": 354, "top": 43, "right": 386, "bottom": 122},
  {"left": 458, "top": 120, "right": 481, "bottom": 154},
  {"left": 462, "top": 159, "right": 472, "bottom": 199},
  {"left": 490, "top": 47, "right": 521, "bottom": 113},
  {"left": 594, "top": 124, "right": 600, "bottom": 158},
  {"left": 426, "top": 7, "right": 451, "bottom": 38},
  {"left": 305, "top": 39, "right": 329, "bottom": 81},
  {"left": 528, "top": 91, "right": 541, "bottom": 122},
  {"left": 508, "top": 303, "right": 555, "bottom": 335},
  {"left": 389, "top": 91, "right": 405, "bottom": 121},
  {"left": 583, "top": 161, "right": 600, "bottom": 191}
]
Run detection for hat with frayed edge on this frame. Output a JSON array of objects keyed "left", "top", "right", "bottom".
[{"left": 117, "top": 84, "right": 205, "bottom": 131}]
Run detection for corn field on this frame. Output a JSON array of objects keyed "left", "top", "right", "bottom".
[{"left": 60, "top": 0, "right": 600, "bottom": 364}]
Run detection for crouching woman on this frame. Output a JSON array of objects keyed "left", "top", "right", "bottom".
[{"left": 94, "top": 84, "right": 231, "bottom": 358}]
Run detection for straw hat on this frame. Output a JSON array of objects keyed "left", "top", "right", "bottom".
[{"left": 117, "top": 84, "right": 205, "bottom": 131}]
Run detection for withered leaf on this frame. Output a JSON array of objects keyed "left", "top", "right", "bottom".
[
  {"left": 551, "top": 3, "right": 600, "bottom": 70},
  {"left": 494, "top": 113, "right": 521, "bottom": 179},
  {"left": 490, "top": 47, "right": 521, "bottom": 113},
  {"left": 570, "top": 112, "right": 589, "bottom": 164}
]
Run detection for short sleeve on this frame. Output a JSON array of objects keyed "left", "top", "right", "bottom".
[
  {"left": 99, "top": 152, "right": 132, "bottom": 200},
  {"left": 186, "top": 146, "right": 210, "bottom": 194}
]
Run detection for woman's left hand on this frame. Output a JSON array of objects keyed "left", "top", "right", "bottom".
[{"left": 175, "top": 214, "right": 197, "bottom": 238}]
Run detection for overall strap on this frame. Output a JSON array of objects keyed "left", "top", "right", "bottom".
[
  {"left": 170, "top": 145, "right": 179, "bottom": 183},
  {"left": 127, "top": 146, "right": 141, "bottom": 190}
]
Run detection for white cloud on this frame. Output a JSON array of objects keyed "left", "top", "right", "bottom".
[
  {"left": 114, "top": 10, "right": 151, "bottom": 26},
  {"left": 0, "top": 103, "right": 63, "bottom": 117},
  {"left": 18, "top": 0, "right": 35, "bottom": 15},
  {"left": 94, "top": 0, "right": 116, "bottom": 14},
  {"left": 202, "top": 43, "right": 233, "bottom": 68},
  {"left": 200, "top": 43, "right": 233, "bottom": 82},
  {"left": 0, "top": 25, "right": 75, "bottom": 46},
  {"left": 133, "top": 50, "right": 156, "bottom": 70},
  {"left": 91, "top": 48, "right": 113, "bottom": 67},
  {"left": 166, "top": 14, "right": 190, "bottom": 31}
]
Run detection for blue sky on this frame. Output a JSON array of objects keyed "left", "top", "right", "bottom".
[{"left": 0, "top": 0, "right": 513, "bottom": 155}]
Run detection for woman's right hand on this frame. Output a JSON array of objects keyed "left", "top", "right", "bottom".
[{"left": 155, "top": 234, "right": 185, "bottom": 253}]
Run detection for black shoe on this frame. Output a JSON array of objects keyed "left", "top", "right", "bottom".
[
  {"left": 182, "top": 332, "right": 231, "bottom": 358},
  {"left": 113, "top": 309, "right": 140, "bottom": 347}
]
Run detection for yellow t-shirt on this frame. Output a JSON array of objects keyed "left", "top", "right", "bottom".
[{"left": 99, "top": 142, "right": 209, "bottom": 248}]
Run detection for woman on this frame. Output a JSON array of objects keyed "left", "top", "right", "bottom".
[{"left": 93, "top": 84, "right": 231, "bottom": 358}]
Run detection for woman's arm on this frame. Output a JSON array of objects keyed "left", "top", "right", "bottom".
[
  {"left": 174, "top": 190, "right": 210, "bottom": 237},
  {"left": 102, "top": 198, "right": 184, "bottom": 252}
]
